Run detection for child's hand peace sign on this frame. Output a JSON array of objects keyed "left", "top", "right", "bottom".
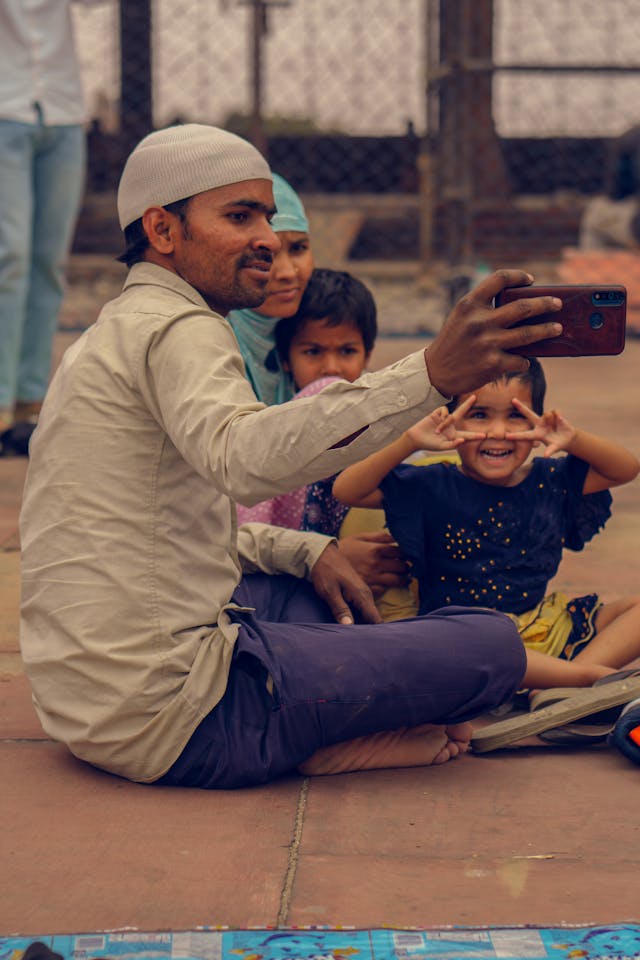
[
  {"left": 506, "top": 398, "right": 577, "bottom": 457},
  {"left": 406, "top": 395, "right": 486, "bottom": 451}
]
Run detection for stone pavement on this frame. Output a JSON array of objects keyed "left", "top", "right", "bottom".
[{"left": 1, "top": 269, "right": 640, "bottom": 936}]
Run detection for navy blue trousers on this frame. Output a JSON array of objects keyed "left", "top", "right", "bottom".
[{"left": 156, "top": 574, "right": 526, "bottom": 789}]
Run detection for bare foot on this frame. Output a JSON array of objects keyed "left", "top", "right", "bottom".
[
  {"left": 442, "top": 721, "right": 474, "bottom": 759},
  {"left": 298, "top": 722, "right": 473, "bottom": 776}
]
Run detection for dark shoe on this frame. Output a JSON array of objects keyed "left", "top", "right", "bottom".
[
  {"left": 608, "top": 697, "right": 640, "bottom": 764},
  {"left": 0, "top": 420, "right": 37, "bottom": 457}
]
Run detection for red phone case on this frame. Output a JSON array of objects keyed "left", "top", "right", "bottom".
[{"left": 495, "top": 284, "right": 627, "bottom": 357}]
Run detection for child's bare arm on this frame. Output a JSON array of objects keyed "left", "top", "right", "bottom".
[
  {"left": 508, "top": 399, "right": 640, "bottom": 493},
  {"left": 332, "top": 433, "right": 417, "bottom": 508},
  {"left": 565, "top": 429, "right": 639, "bottom": 493},
  {"left": 333, "top": 400, "right": 482, "bottom": 507}
]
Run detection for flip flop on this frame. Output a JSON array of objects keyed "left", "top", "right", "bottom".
[
  {"left": 538, "top": 722, "right": 612, "bottom": 745},
  {"left": 471, "top": 673, "right": 640, "bottom": 753},
  {"left": 529, "top": 668, "right": 640, "bottom": 726},
  {"left": 595, "top": 668, "right": 640, "bottom": 683}
]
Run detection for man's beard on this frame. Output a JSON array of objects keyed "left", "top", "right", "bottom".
[
  {"left": 196, "top": 250, "right": 274, "bottom": 314},
  {"left": 230, "top": 250, "right": 274, "bottom": 310},
  {"left": 205, "top": 279, "right": 270, "bottom": 315}
]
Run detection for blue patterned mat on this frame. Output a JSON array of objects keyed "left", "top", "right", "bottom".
[{"left": 3, "top": 924, "right": 640, "bottom": 960}]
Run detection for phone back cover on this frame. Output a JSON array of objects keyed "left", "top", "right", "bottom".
[{"left": 497, "top": 285, "right": 626, "bottom": 356}]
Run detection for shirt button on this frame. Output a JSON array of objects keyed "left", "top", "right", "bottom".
[{"left": 397, "top": 394, "right": 408, "bottom": 406}]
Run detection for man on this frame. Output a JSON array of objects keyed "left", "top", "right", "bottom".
[{"left": 19, "top": 124, "right": 563, "bottom": 788}]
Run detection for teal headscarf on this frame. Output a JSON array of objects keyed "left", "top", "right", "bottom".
[{"left": 229, "top": 173, "right": 310, "bottom": 405}]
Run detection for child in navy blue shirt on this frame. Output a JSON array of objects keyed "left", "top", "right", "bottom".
[{"left": 333, "top": 359, "right": 640, "bottom": 691}]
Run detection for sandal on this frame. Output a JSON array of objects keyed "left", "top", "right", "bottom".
[
  {"left": 539, "top": 722, "right": 613, "bottom": 745},
  {"left": 529, "top": 669, "right": 640, "bottom": 726},
  {"left": 471, "top": 673, "right": 640, "bottom": 753}
]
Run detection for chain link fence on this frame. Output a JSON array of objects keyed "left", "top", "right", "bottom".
[{"left": 69, "top": 0, "right": 640, "bottom": 331}]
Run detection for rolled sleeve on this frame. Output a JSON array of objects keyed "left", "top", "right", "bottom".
[
  {"left": 237, "top": 523, "right": 333, "bottom": 579},
  {"left": 146, "top": 313, "right": 447, "bottom": 506}
]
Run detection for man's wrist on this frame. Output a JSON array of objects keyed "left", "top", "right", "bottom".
[
  {"left": 309, "top": 537, "right": 339, "bottom": 575},
  {"left": 423, "top": 346, "right": 453, "bottom": 402}
]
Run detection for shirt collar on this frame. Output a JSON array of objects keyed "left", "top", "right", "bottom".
[{"left": 124, "top": 261, "right": 213, "bottom": 312}]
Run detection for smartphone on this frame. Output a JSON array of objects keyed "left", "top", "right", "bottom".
[{"left": 495, "top": 284, "right": 627, "bottom": 357}]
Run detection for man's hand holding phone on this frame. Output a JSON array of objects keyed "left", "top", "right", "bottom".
[{"left": 425, "top": 269, "right": 563, "bottom": 398}]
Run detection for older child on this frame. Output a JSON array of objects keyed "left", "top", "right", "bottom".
[
  {"left": 236, "top": 268, "right": 377, "bottom": 537},
  {"left": 333, "top": 359, "right": 640, "bottom": 691},
  {"left": 272, "top": 266, "right": 376, "bottom": 390}
]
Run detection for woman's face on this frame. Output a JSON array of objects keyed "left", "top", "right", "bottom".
[{"left": 255, "top": 230, "right": 314, "bottom": 318}]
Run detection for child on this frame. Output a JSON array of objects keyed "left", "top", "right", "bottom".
[
  {"left": 236, "top": 268, "right": 377, "bottom": 536},
  {"left": 333, "top": 359, "right": 640, "bottom": 691}
]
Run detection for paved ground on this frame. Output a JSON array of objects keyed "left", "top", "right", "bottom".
[{"left": 2, "top": 261, "right": 640, "bottom": 937}]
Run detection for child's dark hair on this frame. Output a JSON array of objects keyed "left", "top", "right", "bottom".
[
  {"left": 447, "top": 357, "right": 547, "bottom": 414},
  {"left": 274, "top": 268, "right": 378, "bottom": 363}
]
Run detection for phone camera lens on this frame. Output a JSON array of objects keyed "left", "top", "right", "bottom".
[{"left": 590, "top": 311, "right": 604, "bottom": 330}]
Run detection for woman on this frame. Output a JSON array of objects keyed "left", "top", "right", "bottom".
[{"left": 228, "top": 173, "right": 314, "bottom": 405}]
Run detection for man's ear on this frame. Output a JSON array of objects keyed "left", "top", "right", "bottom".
[{"left": 142, "top": 207, "right": 179, "bottom": 254}]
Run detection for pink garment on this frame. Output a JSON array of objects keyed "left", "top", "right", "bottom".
[{"left": 236, "top": 377, "right": 340, "bottom": 530}]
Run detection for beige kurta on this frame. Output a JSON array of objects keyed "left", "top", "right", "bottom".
[{"left": 20, "top": 262, "right": 447, "bottom": 782}]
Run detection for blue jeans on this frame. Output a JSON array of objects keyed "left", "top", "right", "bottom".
[
  {"left": 0, "top": 120, "right": 85, "bottom": 411},
  {"left": 157, "top": 574, "right": 526, "bottom": 788}
]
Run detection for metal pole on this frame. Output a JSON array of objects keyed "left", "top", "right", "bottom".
[
  {"left": 249, "top": 0, "right": 268, "bottom": 157},
  {"left": 419, "top": 0, "right": 437, "bottom": 279},
  {"left": 119, "top": 0, "right": 153, "bottom": 152}
]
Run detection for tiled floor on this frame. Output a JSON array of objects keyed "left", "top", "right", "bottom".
[
  {"left": 558, "top": 248, "right": 640, "bottom": 334},
  {"left": 2, "top": 293, "right": 639, "bottom": 936}
]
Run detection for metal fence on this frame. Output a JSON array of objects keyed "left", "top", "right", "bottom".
[{"left": 72, "top": 0, "right": 640, "bottom": 278}]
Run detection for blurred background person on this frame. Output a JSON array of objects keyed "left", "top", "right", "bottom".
[
  {"left": 0, "top": 0, "right": 99, "bottom": 455},
  {"left": 579, "top": 124, "right": 640, "bottom": 250}
]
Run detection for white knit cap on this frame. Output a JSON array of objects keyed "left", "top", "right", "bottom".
[{"left": 117, "top": 123, "right": 272, "bottom": 229}]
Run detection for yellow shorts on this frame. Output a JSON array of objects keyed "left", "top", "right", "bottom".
[{"left": 509, "top": 591, "right": 601, "bottom": 660}]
